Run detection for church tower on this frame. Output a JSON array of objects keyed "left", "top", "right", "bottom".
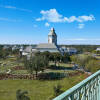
[{"left": 48, "top": 28, "right": 57, "bottom": 45}]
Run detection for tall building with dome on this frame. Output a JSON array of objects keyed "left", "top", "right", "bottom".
[
  {"left": 21, "top": 28, "right": 63, "bottom": 57},
  {"left": 35, "top": 28, "right": 62, "bottom": 53}
]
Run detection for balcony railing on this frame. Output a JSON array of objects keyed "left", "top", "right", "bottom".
[{"left": 53, "top": 70, "right": 100, "bottom": 100}]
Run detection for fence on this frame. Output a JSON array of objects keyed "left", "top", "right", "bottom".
[{"left": 53, "top": 70, "right": 100, "bottom": 100}]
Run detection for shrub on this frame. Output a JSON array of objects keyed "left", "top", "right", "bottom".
[
  {"left": 53, "top": 84, "right": 63, "bottom": 97},
  {"left": 86, "top": 60, "right": 100, "bottom": 73},
  {"left": 38, "top": 72, "right": 66, "bottom": 80},
  {"left": 16, "top": 89, "right": 30, "bottom": 100}
]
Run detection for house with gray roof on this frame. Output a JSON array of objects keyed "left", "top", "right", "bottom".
[
  {"left": 96, "top": 47, "right": 100, "bottom": 51},
  {"left": 22, "top": 46, "right": 33, "bottom": 56},
  {"left": 36, "top": 43, "right": 59, "bottom": 52}
]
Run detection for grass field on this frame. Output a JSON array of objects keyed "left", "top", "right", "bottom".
[
  {"left": 0, "top": 73, "right": 87, "bottom": 100},
  {"left": 0, "top": 57, "right": 87, "bottom": 100}
]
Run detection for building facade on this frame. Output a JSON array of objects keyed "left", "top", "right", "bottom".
[
  {"left": 21, "top": 28, "right": 63, "bottom": 56},
  {"left": 36, "top": 28, "right": 61, "bottom": 53},
  {"left": 48, "top": 28, "right": 57, "bottom": 45}
]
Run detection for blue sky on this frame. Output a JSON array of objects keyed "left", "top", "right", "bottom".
[{"left": 0, "top": 0, "right": 100, "bottom": 44}]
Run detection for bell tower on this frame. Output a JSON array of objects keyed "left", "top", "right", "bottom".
[{"left": 48, "top": 28, "right": 57, "bottom": 45}]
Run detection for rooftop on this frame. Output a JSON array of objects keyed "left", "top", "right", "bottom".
[{"left": 36, "top": 43, "right": 58, "bottom": 49}]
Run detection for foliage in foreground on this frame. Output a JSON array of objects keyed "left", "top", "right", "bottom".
[
  {"left": 16, "top": 89, "right": 30, "bottom": 100},
  {"left": 53, "top": 84, "right": 63, "bottom": 97},
  {"left": 49, "top": 84, "right": 64, "bottom": 100}
]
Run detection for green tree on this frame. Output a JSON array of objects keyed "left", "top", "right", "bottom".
[
  {"left": 61, "top": 53, "right": 71, "bottom": 63},
  {"left": 71, "top": 55, "right": 95, "bottom": 69},
  {"left": 12, "top": 49, "right": 19, "bottom": 55},
  {"left": 24, "top": 55, "right": 49, "bottom": 77},
  {"left": 41, "top": 51, "right": 50, "bottom": 58},
  {"left": 86, "top": 60, "right": 100, "bottom": 73},
  {"left": 0, "top": 49, "right": 9, "bottom": 59},
  {"left": 70, "top": 55, "right": 79, "bottom": 64},
  {"left": 32, "top": 55, "right": 48, "bottom": 77},
  {"left": 52, "top": 53, "right": 61, "bottom": 66}
]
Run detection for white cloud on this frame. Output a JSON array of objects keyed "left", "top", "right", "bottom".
[
  {"left": 78, "top": 24, "right": 85, "bottom": 29},
  {"left": 0, "top": 5, "right": 32, "bottom": 12},
  {"left": 45, "top": 22, "right": 50, "bottom": 27},
  {"left": 0, "top": 17, "right": 22, "bottom": 22},
  {"left": 36, "top": 9, "right": 95, "bottom": 23},
  {"left": 4, "top": 6, "right": 16, "bottom": 9},
  {"left": 77, "top": 15, "right": 95, "bottom": 22},
  {"left": 36, "top": 9, "right": 66, "bottom": 22},
  {"left": 67, "top": 16, "right": 77, "bottom": 23}
]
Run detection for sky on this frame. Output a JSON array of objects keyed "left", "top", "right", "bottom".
[{"left": 0, "top": 0, "right": 100, "bottom": 45}]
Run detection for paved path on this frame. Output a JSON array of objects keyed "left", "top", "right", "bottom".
[{"left": 6, "top": 69, "right": 11, "bottom": 74}]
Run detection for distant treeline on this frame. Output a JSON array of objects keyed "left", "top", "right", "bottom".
[{"left": 60, "top": 45, "right": 100, "bottom": 53}]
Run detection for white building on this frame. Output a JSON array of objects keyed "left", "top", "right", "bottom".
[
  {"left": 96, "top": 47, "right": 100, "bottom": 51},
  {"left": 36, "top": 28, "right": 61, "bottom": 53},
  {"left": 62, "top": 46, "right": 77, "bottom": 55},
  {"left": 21, "top": 28, "right": 63, "bottom": 57},
  {"left": 48, "top": 28, "right": 57, "bottom": 45}
]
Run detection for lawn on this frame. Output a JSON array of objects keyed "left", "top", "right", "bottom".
[
  {"left": 0, "top": 57, "right": 87, "bottom": 100},
  {"left": 0, "top": 73, "right": 87, "bottom": 100},
  {"left": 59, "top": 63, "right": 73, "bottom": 67}
]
